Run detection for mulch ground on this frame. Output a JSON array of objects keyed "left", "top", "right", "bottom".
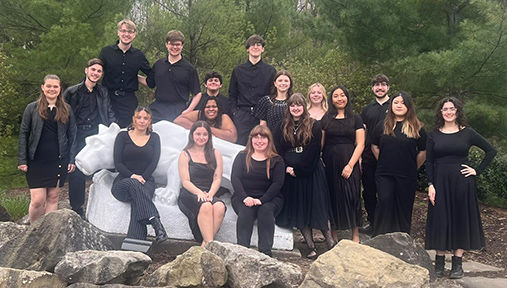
[{"left": 6, "top": 184, "right": 506, "bottom": 279}]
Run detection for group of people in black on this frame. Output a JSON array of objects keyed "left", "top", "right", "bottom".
[{"left": 17, "top": 19, "right": 497, "bottom": 279}]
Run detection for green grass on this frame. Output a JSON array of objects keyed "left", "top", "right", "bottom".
[{"left": 0, "top": 189, "right": 29, "bottom": 221}]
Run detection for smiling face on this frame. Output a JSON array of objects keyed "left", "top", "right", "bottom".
[
  {"left": 332, "top": 88, "right": 348, "bottom": 110},
  {"left": 274, "top": 75, "right": 291, "bottom": 94},
  {"left": 165, "top": 40, "right": 183, "bottom": 58},
  {"left": 372, "top": 81, "right": 389, "bottom": 98},
  {"left": 41, "top": 79, "right": 61, "bottom": 102},
  {"left": 289, "top": 103, "right": 304, "bottom": 120},
  {"left": 205, "top": 77, "right": 222, "bottom": 93},
  {"left": 204, "top": 99, "right": 218, "bottom": 120},
  {"left": 192, "top": 126, "right": 209, "bottom": 147},
  {"left": 441, "top": 101, "right": 457, "bottom": 124},
  {"left": 392, "top": 95, "right": 408, "bottom": 119},
  {"left": 117, "top": 24, "right": 136, "bottom": 46},
  {"left": 309, "top": 86, "right": 324, "bottom": 105},
  {"left": 251, "top": 134, "right": 269, "bottom": 153},
  {"left": 133, "top": 110, "right": 151, "bottom": 132},
  {"left": 85, "top": 64, "right": 103, "bottom": 84},
  {"left": 247, "top": 42, "right": 264, "bottom": 58}
]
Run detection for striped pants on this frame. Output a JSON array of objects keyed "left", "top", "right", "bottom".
[{"left": 111, "top": 176, "right": 159, "bottom": 239}]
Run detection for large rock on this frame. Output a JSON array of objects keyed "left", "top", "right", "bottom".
[
  {"left": 142, "top": 246, "right": 226, "bottom": 287},
  {"left": 0, "top": 205, "right": 10, "bottom": 222},
  {"left": 0, "top": 222, "right": 28, "bottom": 248},
  {"left": 363, "top": 232, "right": 435, "bottom": 281},
  {"left": 54, "top": 250, "right": 151, "bottom": 285},
  {"left": 67, "top": 284, "right": 174, "bottom": 288},
  {"left": 205, "top": 241, "right": 302, "bottom": 288},
  {"left": 0, "top": 267, "right": 66, "bottom": 288},
  {"left": 300, "top": 240, "right": 429, "bottom": 288},
  {"left": 0, "top": 209, "right": 113, "bottom": 271}
]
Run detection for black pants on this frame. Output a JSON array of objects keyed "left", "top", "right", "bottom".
[
  {"left": 150, "top": 100, "right": 186, "bottom": 123},
  {"left": 361, "top": 160, "right": 378, "bottom": 224},
  {"left": 233, "top": 108, "right": 259, "bottom": 146},
  {"left": 232, "top": 195, "right": 283, "bottom": 255},
  {"left": 68, "top": 126, "right": 98, "bottom": 212},
  {"left": 109, "top": 91, "right": 137, "bottom": 128},
  {"left": 373, "top": 175, "right": 417, "bottom": 236},
  {"left": 111, "top": 176, "right": 159, "bottom": 240}
]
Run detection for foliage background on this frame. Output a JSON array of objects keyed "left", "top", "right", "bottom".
[{"left": 0, "top": 0, "right": 505, "bottom": 206}]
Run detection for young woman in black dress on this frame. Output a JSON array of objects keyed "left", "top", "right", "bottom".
[
  {"left": 321, "top": 86, "right": 365, "bottom": 243},
  {"left": 18, "top": 74, "right": 77, "bottom": 224},
  {"left": 371, "top": 91, "right": 426, "bottom": 236},
  {"left": 231, "top": 125, "right": 285, "bottom": 256},
  {"left": 178, "top": 121, "right": 226, "bottom": 246},
  {"left": 111, "top": 106, "right": 168, "bottom": 243},
  {"left": 174, "top": 96, "right": 238, "bottom": 143},
  {"left": 276, "top": 93, "right": 335, "bottom": 258},
  {"left": 425, "top": 97, "right": 496, "bottom": 279}
]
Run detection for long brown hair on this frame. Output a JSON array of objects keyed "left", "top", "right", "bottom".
[
  {"left": 184, "top": 121, "right": 216, "bottom": 169},
  {"left": 128, "top": 106, "right": 153, "bottom": 135},
  {"left": 38, "top": 74, "right": 70, "bottom": 123},
  {"left": 244, "top": 125, "right": 278, "bottom": 179},
  {"left": 435, "top": 97, "right": 468, "bottom": 129},
  {"left": 383, "top": 91, "right": 423, "bottom": 138},
  {"left": 269, "top": 70, "right": 293, "bottom": 101},
  {"left": 282, "top": 93, "right": 314, "bottom": 146}
]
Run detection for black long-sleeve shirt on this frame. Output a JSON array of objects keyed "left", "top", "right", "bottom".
[
  {"left": 231, "top": 151, "right": 285, "bottom": 203},
  {"left": 113, "top": 131, "right": 160, "bottom": 180}
]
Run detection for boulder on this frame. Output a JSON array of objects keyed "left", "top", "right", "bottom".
[
  {"left": 0, "top": 205, "right": 10, "bottom": 222},
  {"left": 0, "top": 267, "right": 66, "bottom": 288},
  {"left": 300, "top": 240, "right": 429, "bottom": 288},
  {"left": 363, "top": 232, "right": 435, "bottom": 281},
  {"left": 54, "top": 250, "right": 151, "bottom": 285},
  {"left": 141, "top": 246, "right": 226, "bottom": 288},
  {"left": 205, "top": 241, "right": 302, "bottom": 288},
  {"left": 67, "top": 284, "right": 174, "bottom": 288},
  {"left": 0, "top": 209, "right": 113, "bottom": 271},
  {"left": 0, "top": 222, "right": 28, "bottom": 248}
]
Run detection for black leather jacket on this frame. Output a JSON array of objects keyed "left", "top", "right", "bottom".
[
  {"left": 18, "top": 101, "right": 77, "bottom": 165},
  {"left": 63, "top": 80, "right": 116, "bottom": 126}
]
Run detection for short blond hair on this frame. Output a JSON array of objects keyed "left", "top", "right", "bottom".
[{"left": 117, "top": 19, "right": 136, "bottom": 31}]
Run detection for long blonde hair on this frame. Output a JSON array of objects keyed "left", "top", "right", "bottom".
[
  {"left": 37, "top": 74, "right": 70, "bottom": 123},
  {"left": 244, "top": 125, "right": 278, "bottom": 179},
  {"left": 383, "top": 91, "right": 423, "bottom": 138}
]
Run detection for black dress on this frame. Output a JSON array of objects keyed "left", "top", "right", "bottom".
[
  {"left": 26, "top": 108, "right": 69, "bottom": 188},
  {"left": 321, "top": 113, "right": 364, "bottom": 230},
  {"left": 425, "top": 128, "right": 496, "bottom": 251},
  {"left": 276, "top": 121, "right": 332, "bottom": 230},
  {"left": 178, "top": 149, "right": 225, "bottom": 242}
]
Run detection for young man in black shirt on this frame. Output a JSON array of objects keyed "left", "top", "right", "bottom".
[
  {"left": 193, "top": 71, "right": 231, "bottom": 117},
  {"left": 147, "top": 30, "right": 201, "bottom": 122},
  {"left": 359, "top": 74, "right": 391, "bottom": 234},
  {"left": 64, "top": 58, "right": 116, "bottom": 218},
  {"left": 99, "top": 19, "right": 151, "bottom": 128},
  {"left": 229, "top": 34, "right": 276, "bottom": 145}
]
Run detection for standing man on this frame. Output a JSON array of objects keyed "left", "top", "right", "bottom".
[
  {"left": 147, "top": 30, "right": 201, "bottom": 122},
  {"left": 99, "top": 19, "right": 151, "bottom": 128},
  {"left": 360, "top": 74, "right": 391, "bottom": 234},
  {"left": 229, "top": 34, "right": 276, "bottom": 145},
  {"left": 64, "top": 58, "right": 116, "bottom": 218},
  {"left": 194, "top": 71, "right": 231, "bottom": 117}
]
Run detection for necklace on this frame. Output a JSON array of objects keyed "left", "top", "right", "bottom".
[{"left": 293, "top": 122, "right": 301, "bottom": 135}]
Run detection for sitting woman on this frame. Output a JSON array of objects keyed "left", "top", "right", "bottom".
[
  {"left": 174, "top": 96, "right": 237, "bottom": 143},
  {"left": 111, "top": 106, "right": 168, "bottom": 243},
  {"left": 231, "top": 125, "right": 285, "bottom": 256},
  {"left": 178, "top": 121, "right": 226, "bottom": 246}
]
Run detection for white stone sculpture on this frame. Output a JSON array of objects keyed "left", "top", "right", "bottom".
[{"left": 75, "top": 121, "right": 293, "bottom": 250}]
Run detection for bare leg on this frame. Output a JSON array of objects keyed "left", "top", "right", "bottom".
[
  {"left": 331, "top": 229, "right": 338, "bottom": 243},
  {"left": 352, "top": 227, "right": 360, "bottom": 243},
  {"left": 436, "top": 250, "right": 445, "bottom": 256},
  {"left": 45, "top": 187, "right": 60, "bottom": 214},
  {"left": 454, "top": 249, "right": 464, "bottom": 257},
  {"left": 29, "top": 188, "right": 47, "bottom": 224},
  {"left": 198, "top": 202, "right": 214, "bottom": 246},
  {"left": 212, "top": 202, "right": 226, "bottom": 237}
]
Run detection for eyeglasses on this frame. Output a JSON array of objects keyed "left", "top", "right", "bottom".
[
  {"left": 441, "top": 107, "right": 457, "bottom": 112},
  {"left": 119, "top": 29, "right": 135, "bottom": 34},
  {"left": 205, "top": 105, "right": 218, "bottom": 109}
]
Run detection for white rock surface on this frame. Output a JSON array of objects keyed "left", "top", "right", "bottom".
[{"left": 77, "top": 121, "right": 293, "bottom": 250}]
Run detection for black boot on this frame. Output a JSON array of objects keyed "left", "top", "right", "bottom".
[
  {"left": 150, "top": 217, "right": 168, "bottom": 243},
  {"left": 434, "top": 255, "right": 445, "bottom": 277},
  {"left": 449, "top": 256, "right": 464, "bottom": 279}
]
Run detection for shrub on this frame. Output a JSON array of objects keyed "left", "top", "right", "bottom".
[
  {"left": 469, "top": 147, "right": 507, "bottom": 208},
  {"left": 0, "top": 190, "right": 29, "bottom": 221}
]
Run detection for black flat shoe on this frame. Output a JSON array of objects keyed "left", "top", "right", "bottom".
[{"left": 306, "top": 249, "right": 318, "bottom": 260}]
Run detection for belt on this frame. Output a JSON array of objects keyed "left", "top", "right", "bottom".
[
  {"left": 238, "top": 106, "right": 255, "bottom": 112},
  {"left": 112, "top": 90, "right": 126, "bottom": 96},
  {"left": 289, "top": 146, "right": 304, "bottom": 153},
  {"left": 77, "top": 124, "right": 96, "bottom": 130}
]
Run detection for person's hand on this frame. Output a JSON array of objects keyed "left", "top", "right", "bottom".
[
  {"left": 341, "top": 164, "right": 353, "bottom": 179},
  {"left": 461, "top": 164, "right": 476, "bottom": 177},
  {"left": 253, "top": 198, "right": 262, "bottom": 206},
  {"left": 17, "top": 165, "right": 28, "bottom": 172},
  {"left": 286, "top": 166, "right": 296, "bottom": 177},
  {"left": 243, "top": 196, "right": 256, "bottom": 207},
  {"left": 197, "top": 190, "right": 208, "bottom": 202},
  {"left": 68, "top": 164, "right": 76, "bottom": 173},
  {"left": 205, "top": 192, "right": 213, "bottom": 202},
  {"left": 428, "top": 185, "right": 436, "bottom": 206},
  {"left": 130, "top": 174, "right": 146, "bottom": 184}
]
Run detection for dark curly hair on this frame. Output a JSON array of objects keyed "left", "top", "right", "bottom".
[{"left": 435, "top": 97, "right": 468, "bottom": 130}]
